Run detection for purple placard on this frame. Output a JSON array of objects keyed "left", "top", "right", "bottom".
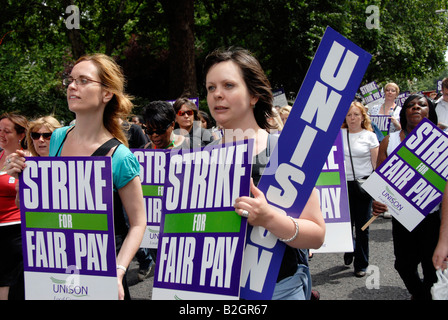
[
  {"left": 362, "top": 118, "right": 447, "bottom": 231},
  {"left": 370, "top": 115, "right": 391, "bottom": 137},
  {"left": 152, "top": 139, "right": 253, "bottom": 299},
  {"left": 20, "top": 157, "right": 116, "bottom": 278},
  {"left": 360, "top": 81, "right": 381, "bottom": 104},
  {"left": 316, "top": 131, "right": 350, "bottom": 223},
  {"left": 240, "top": 26, "right": 371, "bottom": 299},
  {"left": 132, "top": 149, "right": 169, "bottom": 248}
]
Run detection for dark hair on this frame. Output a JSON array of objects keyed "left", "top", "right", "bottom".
[
  {"left": 399, "top": 93, "right": 438, "bottom": 130},
  {"left": 173, "top": 97, "right": 200, "bottom": 121},
  {"left": 199, "top": 110, "right": 215, "bottom": 129},
  {"left": 442, "top": 77, "right": 448, "bottom": 90},
  {"left": 143, "top": 101, "right": 175, "bottom": 129},
  {"left": 203, "top": 47, "right": 273, "bottom": 130}
]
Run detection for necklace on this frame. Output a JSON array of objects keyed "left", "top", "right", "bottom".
[{"left": 154, "top": 139, "right": 175, "bottom": 149}]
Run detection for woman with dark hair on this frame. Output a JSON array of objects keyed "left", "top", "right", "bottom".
[
  {"left": 204, "top": 47, "right": 325, "bottom": 300},
  {"left": 372, "top": 93, "right": 439, "bottom": 300},
  {"left": 142, "top": 100, "right": 187, "bottom": 149},
  {"left": 173, "top": 97, "right": 214, "bottom": 148}
]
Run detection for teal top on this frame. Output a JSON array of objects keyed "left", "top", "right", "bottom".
[{"left": 49, "top": 126, "right": 140, "bottom": 191}]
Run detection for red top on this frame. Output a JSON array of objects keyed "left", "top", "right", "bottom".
[{"left": 0, "top": 172, "right": 20, "bottom": 224}]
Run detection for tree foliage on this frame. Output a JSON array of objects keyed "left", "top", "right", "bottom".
[{"left": 1, "top": 0, "right": 448, "bottom": 123}]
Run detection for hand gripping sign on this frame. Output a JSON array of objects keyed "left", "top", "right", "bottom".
[
  {"left": 240, "top": 26, "right": 372, "bottom": 299},
  {"left": 362, "top": 118, "right": 447, "bottom": 232}
]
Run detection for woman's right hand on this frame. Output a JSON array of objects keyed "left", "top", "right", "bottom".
[
  {"left": 372, "top": 200, "right": 388, "bottom": 216},
  {"left": 6, "top": 149, "right": 27, "bottom": 179}
]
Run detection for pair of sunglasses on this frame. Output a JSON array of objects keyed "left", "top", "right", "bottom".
[
  {"left": 31, "top": 132, "right": 52, "bottom": 140},
  {"left": 145, "top": 122, "right": 173, "bottom": 136},
  {"left": 177, "top": 110, "right": 194, "bottom": 117}
]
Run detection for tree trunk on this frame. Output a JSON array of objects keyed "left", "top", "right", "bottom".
[{"left": 161, "top": 0, "right": 197, "bottom": 99}]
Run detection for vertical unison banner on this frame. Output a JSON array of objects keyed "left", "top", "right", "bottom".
[
  {"left": 362, "top": 118, "right": 447, "bottom": 231},
  {"left": 152, "top": 140, "right": 253, "bottom": 299},
  {"left": 20, "top": 157, "right": 117, "bottom": 300},
  {"left": 240, "top": 26, "right": 372, "bottom": 299}
]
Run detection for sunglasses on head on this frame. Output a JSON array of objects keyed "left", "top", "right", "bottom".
[
  {"left": 177, "top": 110, "right": 194, "bottom": 117},
  {"left": 31, "top": 132, "right": 52, "bottom": 140},
  {"left": 145, "top": 122, "right": 173, "bottom": 136}
]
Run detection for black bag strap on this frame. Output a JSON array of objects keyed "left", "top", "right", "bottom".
[
  {"left": 55, "top": 127, "right": 122, "bottom": 157},
  {"left": 91, "top": 138, "right": 121, "bottom": 156},
  {"left": 346, "top": 129, "right": 357, "bottom": 180}
]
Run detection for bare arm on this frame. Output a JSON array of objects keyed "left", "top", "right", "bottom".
[{"left": 116, "top": 176, "right": 147, "bottom": 299}]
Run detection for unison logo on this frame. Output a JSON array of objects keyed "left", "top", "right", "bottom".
[
  {"left": 50, "top": 277, "right": 89, "bottom": 298},
  {"left": 381, "top": 186, "right": 404, "bottom": 211}
]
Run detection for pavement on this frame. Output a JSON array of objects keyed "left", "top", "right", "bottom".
[{"left": 127, "top": 215, "right": 412, "bottom": 300}]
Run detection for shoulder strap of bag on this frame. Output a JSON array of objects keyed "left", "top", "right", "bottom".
[
  {"left": 346, "top": 129, "right": 357, "bottom": 180},
  {"left": 91, "top": 138, "right": 121, "bottom": 156}
]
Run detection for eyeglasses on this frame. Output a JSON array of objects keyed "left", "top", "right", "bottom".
[
  {"left": 177, "top": 110, "right": 194, "bottom": 117},
  {"left": 31, "top": 132, "right": 52, "bottom": 140},
  {"left": 63, "top": 76, "right": 106, "bottom": 88},
  {"left": 145, "top": 122, "right": 173, "bottom": 136}
]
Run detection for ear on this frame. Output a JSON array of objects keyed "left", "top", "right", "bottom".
[
  {"left": 102, "top": 89, "right": 114, "bottom": 104},
  {"left": 250, "top": 95, "right": 259, "bottom": 107}
]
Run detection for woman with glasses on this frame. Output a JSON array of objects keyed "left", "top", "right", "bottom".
[
  {"left": 7, "top": 53, "right": 146, "bottom": 300},
  {"left": 173, "top": 97, "right": 214, "bottom": 148},
  {"left": 0, "top": 112, "right": 28, "bottom": 300},
  {"left": 26, "top": 116, "right": 61, "bottom": 157}
]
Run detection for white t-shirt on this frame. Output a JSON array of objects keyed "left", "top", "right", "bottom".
[
  {"left": 342, "top": 128, "right": 379, "bottom": 181},
  {"left": 435, "top": 98, "right": 448, "bottom": 128}
]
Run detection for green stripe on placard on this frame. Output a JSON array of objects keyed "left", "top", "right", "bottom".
[
  {"left": 315, "top": 171, "right": 341, "bottom": 186},
  {"left": 141, "top": 185, "right": 164, "bottom": 197},
  {"left": 25, "top": 212, "right": 108, "bottom": 231},
  {"left": 163, "top": 211, "right": 241, "bottom": 234},
  {"left": 397, "top": 146, "right": 446, "bottom": 192}
]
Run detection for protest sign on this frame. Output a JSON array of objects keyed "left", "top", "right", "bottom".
[
  {"left": 362, "top": 118, "right": 447, "bottom": 231},
  {"left": 370, "top": 115, "right": 391, "bottom": 137},
  {"left": 152, "top": 139, "right": 253, "bottom": 300},
  {"left": 313, "top": 131, "right": 353, "bottom": 253},
  {"left": 273, "top": 88, "right": 289, "bottom": 107},
  {"left": 396, "top": 92, "right": 410, "bottom": 107},
  {"left": 240, "top": 26, "right": 372, "bottom": 299},
  {"left": 20, "top": 157, "right": 117, "bottom": 300},
  {"left": 132, "top": 149, "right": 169, "bottom": 248},
  {"left": 360, "top": 81, "right": 381, "bottom": 105}
]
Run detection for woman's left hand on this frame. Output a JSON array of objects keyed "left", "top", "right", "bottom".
[{"left": 234, "top": 179, "right": 273, "bottom": 227}]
